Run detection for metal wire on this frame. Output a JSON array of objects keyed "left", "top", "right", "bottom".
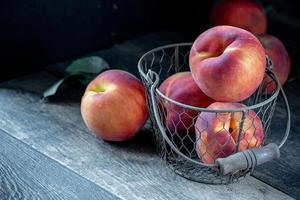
[{"left": 138, "top": 43, "right": 290, "bottom": 184}]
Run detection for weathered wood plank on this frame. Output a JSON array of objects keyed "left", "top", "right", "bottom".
[
  {"left": 0, "top": 70, "right": 294, "bottom": 200},
  {"left": 0, "top": 129, "right": 119, "bottom": 200}
]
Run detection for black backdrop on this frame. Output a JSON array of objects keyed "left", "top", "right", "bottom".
[{"left": 0, "top": 0, "right": 299, "bottom": 81}]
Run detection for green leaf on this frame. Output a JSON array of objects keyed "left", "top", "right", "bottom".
[
  {"left": 42, "top": 56, "right": 110, "bottom": 100},
  {"left": 42, "top": 76, "right": 70, "bottom": 99},
  {"left": 66, "top": 56, "right": 109, "bottom": 75}
]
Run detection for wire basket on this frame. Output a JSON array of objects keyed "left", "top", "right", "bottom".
[{"left": 138, "top": 43, "right": 290, "bottom": 184}]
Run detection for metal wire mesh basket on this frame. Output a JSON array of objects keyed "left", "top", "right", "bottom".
[{"left": 138, "top": 43, "right": 290, "bottom": 184}]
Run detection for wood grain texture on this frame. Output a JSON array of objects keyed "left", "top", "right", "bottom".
[
  {"left": 0, "top": 129, "right": 119, "bottom": 200},
  {"left": 0, "top": 34, "right": 295, "bottom": 200}
]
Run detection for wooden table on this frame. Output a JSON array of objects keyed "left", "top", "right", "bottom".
[{"left": 0, "top": 32, "right": 298, "bottom": 200}]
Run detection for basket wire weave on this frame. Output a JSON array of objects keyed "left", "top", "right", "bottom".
[{"left": 138, "top": 43, "right": 290, "bottom": 184}]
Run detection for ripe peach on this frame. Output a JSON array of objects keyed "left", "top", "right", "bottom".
[
  {"left": 258, "top": 34, "right": 291, "bottom": 93},
  {"left": 210, "top": 0, "right": 267, "bottom": 34},
  {"left": 159, "top": 72, "right": 214, "bottom": 139},
  {"left": 81, "top": 70, "right": 148, "bottom": 141},
  {"left": 189, "top": 25, "right": 266, "bottom": 102},
  {"left": 195, "top": 102, "right": 264, "bottom": 164}
]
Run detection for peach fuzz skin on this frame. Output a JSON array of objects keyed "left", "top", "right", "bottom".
[
  {"left": 81, "top": 70, "right": 148, "bottom": 142},
  {"left": 210, "top": 0, "right": 267, "bottom": 34},
  {"left": 159, "top": 72, "right": 214, "bottom": 138},
  {"left": 189, "top": 26, "right": 266, "bottom": 102},
  {"left": 258, "top": 34, "right": 291, "bottom": 93},
  {"left": 195, "top": 102, "right": 264, "bottom": 164}
]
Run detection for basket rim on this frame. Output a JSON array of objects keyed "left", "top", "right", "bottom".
[
  {"left": 138, "top": 43, "right": 193, "bottom": 79},
  {"left": 138, "top": 43, "right": 281, "bottom": 112}
]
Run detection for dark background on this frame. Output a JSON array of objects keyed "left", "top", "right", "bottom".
[{"left": 0, "top": 0, "right": 299, "bottom": 81}]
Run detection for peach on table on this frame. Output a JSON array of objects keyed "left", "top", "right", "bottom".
[{"left": 81, "top": 70, "right": 148, "bottom": 142}]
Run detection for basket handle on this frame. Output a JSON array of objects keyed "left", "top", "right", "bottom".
[
  {"left": 278, "top": 85, "right": 291, "bottom": 148},
  {"left": 216, "top": 143, "right": 280, "bottom": 175},
  {"left": 216, "top": 83, "right": 290, "bottom": 175}
]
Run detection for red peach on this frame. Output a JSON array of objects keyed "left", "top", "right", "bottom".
[
  {"left": 195, "top": 102, "right": 264, "bottom": 164},
  {"left": 189, "top": 25, "right": 266, "bottom": 102},
  {"left": 258, "top": 34, "right": 291, "bottom": 93},
  {"left": 159, "top": 72, "right": 215, "bottom": 138},
  {"left": 210, "top": 0, "right": 267, "bottom": 34},
  {"left": 81, "top": 70, "right": 148, "bottom": 141}
]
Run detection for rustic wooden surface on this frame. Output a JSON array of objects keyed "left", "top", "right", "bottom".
[
  {"left": 0, "top": 129, "right": 119, "bottom": 200},
  {"left": 0, "top": 33, "right": 296, "bottom": 199}
]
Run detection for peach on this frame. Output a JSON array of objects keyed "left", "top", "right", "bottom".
[
  {"left": 189, "top": 25, "right": 266, "bottom": 102},
  {"left": 159, "top": 72, "right": 214, "bottom": 152},
  {"left": 195, "top": 102, "right": 264, "bottom": 164},
  {"left": 159, "top": 72, "right": 214, "bottom": 140},
  {"left": 210, "top": 0, "right": 267, "bottom": 34},
  {"left": 257, "top": 34, "right": 291, "bottom": 93},
  {"left": 81, "top": 70, "right": 148, "bottom": 141},
  {"left": 159, "top": 72, "right": 214, "bottom": 138}
]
